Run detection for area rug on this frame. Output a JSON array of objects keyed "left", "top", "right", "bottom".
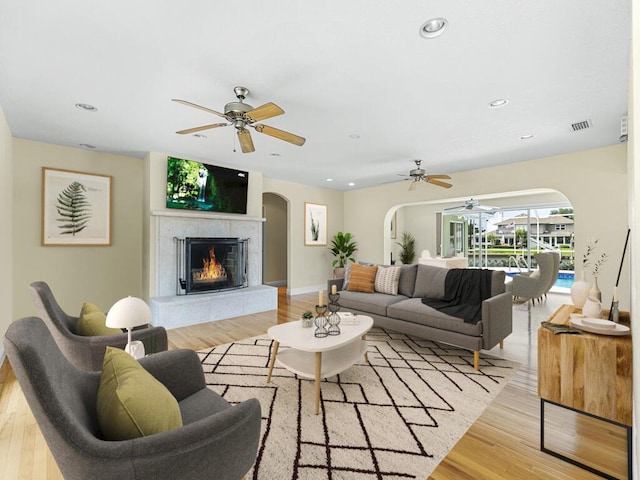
[{"left": 198, "top": 328, "right": 519, "bottom": 479}]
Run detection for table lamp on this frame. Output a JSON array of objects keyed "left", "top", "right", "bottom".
[{"left": 106, "top": 296, "right": 151, "bottom": 359}]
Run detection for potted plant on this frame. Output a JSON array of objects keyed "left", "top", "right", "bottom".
[
  {"left": 301, "top": 310, "right": 314, "bottom": 328},
  {"left": 397, "top": 231, "right": 416, "bottom": 264},
  {"left": 329, "top": 231, "right": 358, "bottom": 278}
]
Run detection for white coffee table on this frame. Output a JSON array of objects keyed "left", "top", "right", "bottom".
[{"left": 266, "top": 315, "right": 373, "bottom": 415}]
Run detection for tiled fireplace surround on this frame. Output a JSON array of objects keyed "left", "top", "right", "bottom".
[{"left": 149, "top": 211, "right": 277, "bottom": 329}]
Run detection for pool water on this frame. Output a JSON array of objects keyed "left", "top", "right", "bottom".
[{"left": 505, "top": 271, "right": 574, "bottom": 289}]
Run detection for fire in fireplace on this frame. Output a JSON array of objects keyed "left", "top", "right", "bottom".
[{"left": 176, "top": 237, "right": 248, "bottom": 295}]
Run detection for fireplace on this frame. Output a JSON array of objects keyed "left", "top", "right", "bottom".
[{"left": 176, "top": 237, "right": 248, "bottom": 295}]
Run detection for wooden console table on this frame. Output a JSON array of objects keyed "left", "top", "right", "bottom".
[{"left": 538, "top": 304, "right": 632, "bottom": 479}]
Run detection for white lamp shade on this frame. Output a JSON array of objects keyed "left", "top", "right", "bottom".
[{"left": 105, "top": 296, "right": 152, "bottom": 330}]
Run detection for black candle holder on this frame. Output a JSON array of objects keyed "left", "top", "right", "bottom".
[
  {"left": 314, "top": 304, "right": 329, "bottom": 338},
  {"left": 327, "top": 293, "right": 341, "bottom": 336}
]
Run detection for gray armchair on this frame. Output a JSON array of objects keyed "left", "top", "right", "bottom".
[
  {"left": 4, "top": 316, "right": 261, "bottom": 480},
  {"left": 506, "top": 252, "right": 559, "bottom": 305},
  {"left": 29, "top": 281, "right": 168, "bottom": 371}
]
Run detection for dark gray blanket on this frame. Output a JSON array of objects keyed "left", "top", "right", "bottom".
[{"left": 421, "top": 269, "right": 494, "bottom": 324}]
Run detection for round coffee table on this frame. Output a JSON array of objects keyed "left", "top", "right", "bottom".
[{"left": 266, "top": 315, "right": 373, "bottom": 415}]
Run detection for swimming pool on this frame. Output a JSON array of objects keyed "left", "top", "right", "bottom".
[{"left": 505, "top": 271, "right": 574, "bottom": 289}]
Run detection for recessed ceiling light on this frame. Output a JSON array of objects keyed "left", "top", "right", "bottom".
[
  {"left": 349, "top": 134, "right": 360, "bottom": 139},
  {"left": 348, "top": 182, "right": 355, "bottom": 187},
  {"left": 79, "top": 143, "right": 96, "bottom": 149},
  {"left": 269, "top": 152, "right": 281, "bottom": 157},
  {"left": 75, "top": 103, "right": 98, "bottom": 112},
  {"left": 419, "top": 18, "right": 448, "bottom": 39},
  {"left": 192, "top": 133, "right": 207, "bottom": 139},
  {"left": 519, "top": 134, "right": 535, "bottom": 140},
  {"left": 326, "top": 178, "right": 334, "bottom": 182},
  {"left": 489, "top": 99, "right": 508, "bottom": 108}
]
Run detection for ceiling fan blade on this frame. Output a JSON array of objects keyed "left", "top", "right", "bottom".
[
  {"left": 171, "top": 99, "right": 226, "bottom": 118},
  {"left": 237, "top": 129, "right": 255, "bottom": 153},
  {"left": 427, "top": 178, "right": 453, "bottom": 189},
  {"left": 254, "top": 124, "right": 306, "bottom": 146},
  {"left": 245, "top": 102, "right": 284, "bottom": 122},
  {"left": 426, "top": 174, "right": 451, "bottom": 180},
  {"left": 409, "top": 180, "right": 417, "bottom": 191},
  {"left": 176, "top": 123, "right": 228, "bottom": 135}
]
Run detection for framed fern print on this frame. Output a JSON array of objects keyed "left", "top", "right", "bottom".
[
  {"left": 42, "top": 167, "right": 112, "bottom": 246},
  {"left": 304, "top": 202, "right": 327, "bottom": 246}
]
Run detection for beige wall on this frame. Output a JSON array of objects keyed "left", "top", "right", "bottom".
[
  {"left": 630, "top": 3, "right": 638, "bottom": 474},
  {"left": 262, "top": 177, "right": 344, "bottom": 294},
  {"left": 263, "top": 193, "right": 287, "bottom": 284},
  {"left": 345, "top": 145, "right": 629, "bottom": 310},
  {"left": 0, "top": 106, "right": 13, "bottom": 360},
  {"left": 12, "top": 139, "right": 144, "bottom": 319}
]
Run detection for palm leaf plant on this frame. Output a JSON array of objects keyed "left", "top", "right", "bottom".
[
  {"left": 397, "top": 231, "right": 416, "bottom": 264},
  {"left": 329, "top": 232, "right": 358, "bottom": 267}
]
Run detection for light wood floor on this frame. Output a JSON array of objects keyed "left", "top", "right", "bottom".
[{"left": 0, "top": 289, "right": 626, "bottom": 479}]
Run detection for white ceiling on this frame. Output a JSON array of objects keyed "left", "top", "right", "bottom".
[{"left": 0, "top": 1, "right": 631, "bottom": 191}]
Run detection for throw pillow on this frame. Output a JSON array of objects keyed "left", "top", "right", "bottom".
[
  {"left": 76, "top": 303, "right": 121, "bottom": 336},
  {"left": 374, "top": 266, "right": 401, "bottom": 295},
  {"left": 347, "top": 264, "right": 378, "bottom": 293},
  {"left": 97, "top": 346, "right": 183, "bottom": 441}
]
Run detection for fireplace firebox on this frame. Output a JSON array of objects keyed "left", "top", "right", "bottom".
[{"left": 175, "top": 237, "right": 248, "bottom": 295}]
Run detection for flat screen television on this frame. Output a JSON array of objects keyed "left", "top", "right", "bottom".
[{"left": 166, "top": 156, "right": 249, "bottom": 214}]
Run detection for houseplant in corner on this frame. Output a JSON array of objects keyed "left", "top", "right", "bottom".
[
  {"left": 397, "top": 231, "right": 416, "bottom": 264},
  {"left": 329, "top": 231, "right": 358, "bottom": 278}
]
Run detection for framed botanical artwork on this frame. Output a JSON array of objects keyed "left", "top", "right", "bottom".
[
  {"left": 304, "top": 202, "right": 327, "bottom": 246},
  {"left": 41, "top": 167, "right": 112, "bottom": 246},
  {"left": 390, "top": 211, "right": 397, "bottom": 239}
]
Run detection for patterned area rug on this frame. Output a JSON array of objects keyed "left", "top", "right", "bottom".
[{"left": 198, "top": 328, "right": 519, "bottom": 479}]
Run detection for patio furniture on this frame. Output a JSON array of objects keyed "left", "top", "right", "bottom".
[{"left": 507, "top": 252, "right": 559, "bottom": 305}]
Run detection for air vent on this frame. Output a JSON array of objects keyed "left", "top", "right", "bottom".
[{"left": 570, "top": 119, "right": 592, "bottom": 132}]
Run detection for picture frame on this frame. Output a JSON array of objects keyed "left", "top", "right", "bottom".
[
  {"left": 42, "top": 167, "right": 112, "bottom": 246},
  {"left": 304, "top": 202, "right": 327, "bottom": 246},
  {"left": 390, "top": 212, "right": 397, "bottom": 239}
]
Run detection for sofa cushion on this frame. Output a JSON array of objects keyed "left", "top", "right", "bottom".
[
  {"left": 374, "top": 266, "right": 401, "bottom": 295},
  {"left": 412, "top": 264, "right": 449, "bottom": 299},
  {"left": 347, "top": 264, "right": 379, "bottom": 293},
  {"left": 397, "top": 264, "right": 418, "bottom": 297},
  {"left": 97, "top": 346, "right": 183, "bottom": 440},
  {"left": 339, "top": 290, "right": 408, "bottom": 316},
  {"left": 387, "top": 298, "right": 483, "bottom": 336}
]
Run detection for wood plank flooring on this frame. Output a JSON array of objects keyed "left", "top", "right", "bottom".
[{"left": 0, "top": 289, "right": 625, "bottom": 479}]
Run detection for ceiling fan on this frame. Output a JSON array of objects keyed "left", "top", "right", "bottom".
[
  {"left": 398, "top": 160, "right": 452, "bottom": 190},
  {"left": 172, "top": 86, "right": 306, "bottom": 153}
]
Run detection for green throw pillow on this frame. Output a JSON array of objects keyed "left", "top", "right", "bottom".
[
  {"left": 76, "top": 303, "right": 121, "bottom": 336},
  {"left": 97, "top": 346, "right": 183, "bottom": 441}
]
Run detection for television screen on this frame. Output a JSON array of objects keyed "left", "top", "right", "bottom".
[{"left": 166, "top": 157, "right": 249, "bottom": 214}]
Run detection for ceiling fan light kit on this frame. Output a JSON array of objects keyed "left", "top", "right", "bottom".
[{"left": 173, "top": 86, "right": 306, "bottom": 153}]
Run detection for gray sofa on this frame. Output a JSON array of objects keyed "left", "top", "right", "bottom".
[{"left": 328, "top": 264, "right": 512, "bottom": 370}]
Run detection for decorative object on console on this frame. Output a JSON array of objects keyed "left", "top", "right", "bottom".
[
  {"left": 106, "top": 296, "right": 152, "bottom": 359},
  {"left": 589, "top": 276, "right": 601, "bottom": 302},
  {"left": 329, "top": 231, "right": 358, "bottom": 278},
  {"left": 41, "top": 167, "right": 112, "bottom": 246},
  {"left": 314, "top": 305, "right": 329, "bottom": 338},
  {"left": 608, "top": 227, "right": 630, "bottom": 321},
  {"left": 301, "top": 311, "right": 314, "bottom": 328},
  {"left": 304, "top": 202, "right": 327, "bottom": 246},
  {"left": 327, "top": 292, "right": 341, "bottom": 335},
  {"left": 581, "top": 296, "right": 603, "bottom": 319},
  {"left": 582, "top": 238, "right": 606, "bottom": 302},
  {"left": 570, "top": 271, "right": 591, "bottom": 308}
]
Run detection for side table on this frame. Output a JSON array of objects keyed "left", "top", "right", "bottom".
[{"left": 538, "top": 304, "right": 632, "bottom": 479}]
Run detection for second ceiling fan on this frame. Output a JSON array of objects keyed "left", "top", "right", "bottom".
[
  {"left": 172, "top": 86, "right": 306, "bottom": 153},
  {"left": 398, "top": 160, "right": 452, "bottom": 190}
]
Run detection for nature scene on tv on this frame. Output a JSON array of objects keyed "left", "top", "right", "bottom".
[{"left": 166, "top": 157, "right": 249, "bottom": 214}]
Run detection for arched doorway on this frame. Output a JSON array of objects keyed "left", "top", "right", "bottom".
[{"left": 262, "top": 192, "right": 288, "bottom": 288}]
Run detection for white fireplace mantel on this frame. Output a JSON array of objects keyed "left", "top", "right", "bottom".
[{"left": 149, "top": 210, "right": 276, "bottom": 329}]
